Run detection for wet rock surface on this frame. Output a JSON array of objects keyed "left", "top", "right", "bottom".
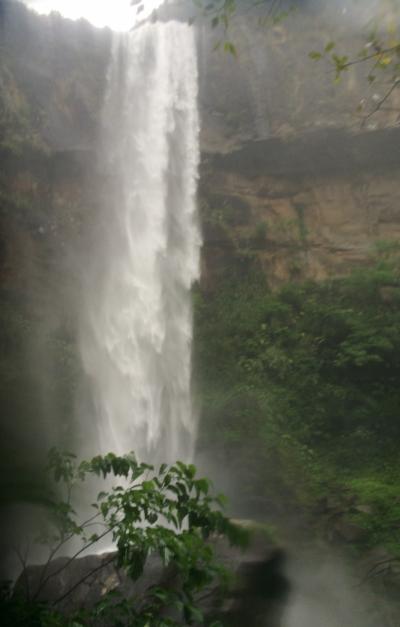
[{"left": 16, "top": 533, "right": 289, "bottom": 626}]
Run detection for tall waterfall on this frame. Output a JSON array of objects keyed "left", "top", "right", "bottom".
[{"left": 80, "top": 22, "right": 201, "bottom": 464}]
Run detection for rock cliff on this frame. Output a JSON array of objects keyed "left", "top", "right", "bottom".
[
  {"left": 200, "top": 127, "right": 400, "bottom": 288},
  {"left": 2, "top": 2, "right": 400, "bottom": 294}
]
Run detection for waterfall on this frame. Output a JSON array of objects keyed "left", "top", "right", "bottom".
[{"left": 80, "top": 21, "right": 201, "bottom": 464}]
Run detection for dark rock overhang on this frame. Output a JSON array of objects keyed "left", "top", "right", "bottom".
[{"left": 201, "top": 126, "right": 400, "bottom": 177}]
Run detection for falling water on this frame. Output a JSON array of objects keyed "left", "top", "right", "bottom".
[{"left": 80, "top": 22, "right": 201, "bottom": 464}]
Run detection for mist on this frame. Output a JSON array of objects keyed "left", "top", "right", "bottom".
[{"left": 1, "top": 0, "right": 400, "bottom": 624}]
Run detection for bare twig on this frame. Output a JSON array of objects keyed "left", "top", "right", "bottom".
[
  {"left": 35, "top": 523, "right": 116, "bottom": 599},
  {"left": 33, "top": 510, "right": 104, "bottom": 600},
  {"left": 362, "top": 78, "right": 400, "bottom": 123},
  {"left": 52, "top": 554, "right": 116, "bottom": 607},
  {"left": 12, "top": 543, "right": 30, "bottom": 599},
  {"left": 267, "top": 0, "right": 281, "bottom": 19}
]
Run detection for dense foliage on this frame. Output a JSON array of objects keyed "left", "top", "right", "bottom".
[{"left": 194, "top": 244, "right": 400, "bottom": 552}]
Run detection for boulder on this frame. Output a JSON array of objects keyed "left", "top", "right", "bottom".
[
  {"left": 15, "top": 530, "right": 290, "bottom": 626},
  {"left": 333, "top": 519, "right": 367, "bottom": 544}
]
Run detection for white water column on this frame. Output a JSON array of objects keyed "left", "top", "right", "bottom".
[{"left": 80, "top": 22, "right": 201, "bottom": 464}]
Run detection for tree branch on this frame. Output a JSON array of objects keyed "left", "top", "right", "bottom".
[
  {"left": 363, "top": 78, "right": 400, "bottom": 124},
  {"left": 12, "top": 543, "right": 30, "bottom": 599},
  {"left": 33, "top": 510, "right": 102, "bottom": 600},
  {"left": 52, "top": 554, "right": 117, "bottom": 607},
  {"left": 34, "top": 516, "right": 114, "bottom": 600},
  {"left": 341, "top": 46, "right": 400, "bottom": 70}
]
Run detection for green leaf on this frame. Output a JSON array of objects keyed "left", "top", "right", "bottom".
[
  {"left": 224, "top": 41, "right": 237, "bottom": 57},
  {"left": 194, "top": 478, "right": 210, "bottom": 498},
  {"left": 187, "top": 463, "right": 197, "bottom": 479},
  {"left": 309, "top": 51, "right": 322, "bottom": 60},
  {"left": 142, "top": 480, "right": 155, "bottom": 491},
  {"left": 216, "top": 493, "right": 228, "bottom": 508}
]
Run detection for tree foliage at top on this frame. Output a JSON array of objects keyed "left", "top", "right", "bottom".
[{"left": 190, "top": 0, "right": 400, "bottom": 119}]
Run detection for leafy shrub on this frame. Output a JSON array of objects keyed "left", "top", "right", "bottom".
[{"left": 2, "top": 450, "right": 247, "bottom": 626}]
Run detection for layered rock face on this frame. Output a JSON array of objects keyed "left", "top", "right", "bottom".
[
  {"left": 191, "top": 1, "right": 400, "bottom": 288},
  {"left": 3, "top": 1, "right": 400, "bottom": 294},
  {"left": 195, "top": 0, "right": 400, "bottom": 151},
  {"left": 200, "top": 127, "right": 400, "bottom": 288}
]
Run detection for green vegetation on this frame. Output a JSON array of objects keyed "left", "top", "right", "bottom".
[
  {"left": 0, "top": 60, "right": 47, "bottom": 157},
  {"left": 1, "top": 450, "right": 246, "bottom": 627},
  {"left": 308, "top": 0, "right": 400, "bottom": 117},
  {"left": 194, "top": 243, "right": 400, "bottom": 554}
]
